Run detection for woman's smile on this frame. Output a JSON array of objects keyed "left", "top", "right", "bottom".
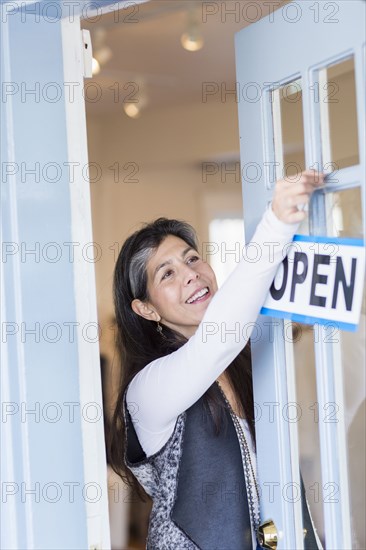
[{"left": 185, "top": 286, "right": 211, "bottom": 304}]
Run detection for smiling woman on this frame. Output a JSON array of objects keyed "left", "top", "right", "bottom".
[{"left": 109, "top": 172, "right": 325, "bottom": 550}]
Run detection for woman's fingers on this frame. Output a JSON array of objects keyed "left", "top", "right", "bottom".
[
  {"left": 281, "top": 171, "right": 325, "bottom": 190},
  {"left": 285, "top": 209, "right": 308, "bottom": 224},
  {"left": 286, "top": 193, "right": 310, "bottom": 209},
  {"left": 272, "top": 170, "right": 325, "bottom": 223},
  {"left": 287, "top": 180, "right": 322, "bottom": 195}
]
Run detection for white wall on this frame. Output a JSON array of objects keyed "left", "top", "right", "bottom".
[{"left": 87, "top": 99, "right": 242, "bottom": 333}]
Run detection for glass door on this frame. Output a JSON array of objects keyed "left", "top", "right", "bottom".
[{"left": 235, "top": 2, "right": 365, "bottom": 548}]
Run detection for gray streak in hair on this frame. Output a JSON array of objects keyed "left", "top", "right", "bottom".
[{"left": 129, "top": 246, "right": 154, "bottom": 299}]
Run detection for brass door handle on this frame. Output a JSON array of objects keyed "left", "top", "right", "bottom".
[
  {"left": 257, "top": 521, "right": 307, "bottom": 549},
  {"left": 257, "top": 519, "right": 278, "bottom": 549}
]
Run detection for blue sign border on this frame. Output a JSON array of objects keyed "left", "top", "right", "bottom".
[
  {"left": 260, "top": 307, "right": 358, "bottom": 332},
  {"left": 293, "top": 235, "right": 364, "bottom": 247}
]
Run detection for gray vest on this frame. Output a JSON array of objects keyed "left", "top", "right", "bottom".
[{"left": 123, "top": 382, "right": 319, "bottom": 550}]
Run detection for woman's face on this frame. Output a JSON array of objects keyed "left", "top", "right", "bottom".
[{"left": 143, "top": 235, "right": 218, "bottom": 339}]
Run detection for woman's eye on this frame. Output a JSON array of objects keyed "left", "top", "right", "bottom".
[
  {"left": 162, "top": 269, "right": 173, "bottom": 280},
  {"left": 188, "top": 255, "right": 199, "bottom": 264}
]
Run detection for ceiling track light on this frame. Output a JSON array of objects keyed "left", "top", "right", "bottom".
[
  {"left": 123, "top": 81, "right": 148, "bottom": 119},
  {"left": 92, "top": 57, "right": 101, "bottom": 76},
  {"left": 181, "top": 29, "right": 204, "bottom": 52},
  {"left": 181, "top": 5, "right": 204, "bottom": 52},
  {"left": 123, "top": 103, "right": 141, "bottom": 119},
  {"left": 92, "top": 28, "right": 113, "bottom": 76}
]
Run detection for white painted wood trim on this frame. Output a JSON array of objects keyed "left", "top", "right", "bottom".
[
  {"left": 318, "top": 68, "right": 332, "bottom": 170},
  {"left": 61, "top": 15, "right": 111, "bottom": 550},
  {"left": 1, "top": 18, "right": 34, "bottom": 550},
  {"left": 272, "top": 87, "right": 284, "bottom": 181},
  {"left": 80, "top": 0, "right": 150, "bottom": 19}
]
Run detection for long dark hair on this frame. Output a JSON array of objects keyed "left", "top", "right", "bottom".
[{"left": 108, "top": 217, "right": 254, "bottom": 501}]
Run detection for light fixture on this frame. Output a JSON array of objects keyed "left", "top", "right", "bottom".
[
  {"left": 92, "top": 57, "right": 101, "bottom": 76},
  {"left": 92, "top": 28, "right": 113, "bottom": 76},
  {"left": 180, "top": 32, "right": 203, "bottom": 52},
  {"left": 181, "top": 5, "right": 204, "bottom": 52},
  {"left": 123, "top": 81, "right": 148, "bottom": 119},
  {"left": 123, "top": 103, "right": 141, "bottom": 119},
  {"left": 95, "top": 46, "right": 113, "bottom": 66}
]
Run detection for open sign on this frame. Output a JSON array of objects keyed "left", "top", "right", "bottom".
[{"left": 261, "top": 235, "right": 365, "bottom": 331}]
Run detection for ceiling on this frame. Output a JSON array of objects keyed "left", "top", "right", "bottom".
[{"left": 82, "top": 0, "right": 285, "bottom": 115}]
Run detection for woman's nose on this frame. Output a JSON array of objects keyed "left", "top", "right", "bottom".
[{"left": 183, "top": 265, "right": 199, "bottom": 285}]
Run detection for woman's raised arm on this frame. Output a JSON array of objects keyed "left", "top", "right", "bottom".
[{"left": 127, "top": 171, "right": 324, "bottom": 438}]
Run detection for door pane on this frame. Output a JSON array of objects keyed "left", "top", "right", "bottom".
[
  {"left": 325, "top": 186, "right": 363, "bottom": 239},
  {"left": 293, "top": 323, "right": 325, "bottom": 545},
  {"left": 326, "top": 186, "right": 365, "bottom": 549},
  {"left": 272, "top": 79, "right": 306, "bottom": 178},
  {"left": 271, "top": 80, "right": 311, "bottom": 234},
  {"left": 319, "top": 57, "right": 359, "bottom": 170}
]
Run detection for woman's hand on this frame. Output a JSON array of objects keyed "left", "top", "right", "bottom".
[{"left": 271, "top": 170, "right": 325, "bottom": 224}]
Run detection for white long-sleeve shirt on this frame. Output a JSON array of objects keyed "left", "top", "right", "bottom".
[{"left": 126, "top": 204, "right": 299, "bottom": 457}]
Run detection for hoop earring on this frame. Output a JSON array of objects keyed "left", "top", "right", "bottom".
[{"left": 156, "top": 321, "right": 167, "bottom": 339}]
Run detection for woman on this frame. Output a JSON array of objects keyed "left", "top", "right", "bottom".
[{"left": 109, "top": 171, "right": 324, "bottom": 549}]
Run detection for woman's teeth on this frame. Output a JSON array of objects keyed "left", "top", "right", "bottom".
[{"left": 186, "top": 287, "right": 209, "bottom": 304}]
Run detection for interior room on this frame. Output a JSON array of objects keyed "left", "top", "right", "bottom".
[{"left": 2, "top": 2, "right": 364, "bottom": 549}]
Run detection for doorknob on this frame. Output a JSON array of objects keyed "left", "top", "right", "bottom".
[{"left": 257, "top": 519, "right": 278, "bottom": 549}]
